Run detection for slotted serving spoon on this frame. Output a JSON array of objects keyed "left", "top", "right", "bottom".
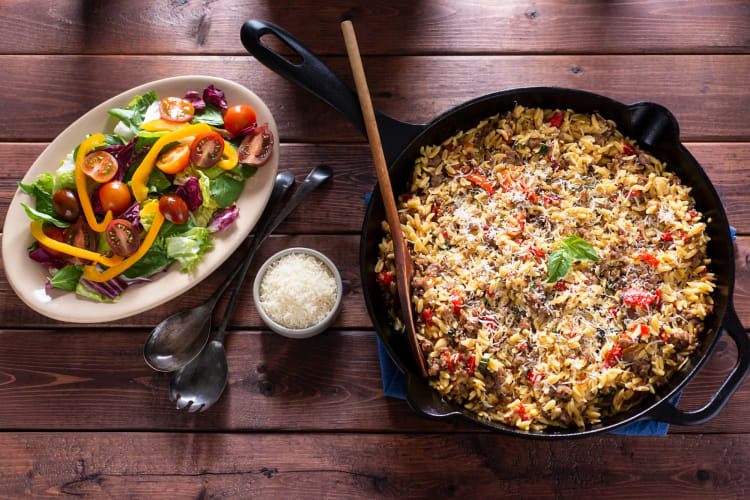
[{"left": 341, "top": 20, "right": 428, "bottom": 378}]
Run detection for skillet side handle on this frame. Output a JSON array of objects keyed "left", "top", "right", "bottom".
[
  {"left": 646, "top": 303, "right": 750, "bottom": 426},
  {"left": 240, "top": 20, "right": 424, "bottom": 164}
]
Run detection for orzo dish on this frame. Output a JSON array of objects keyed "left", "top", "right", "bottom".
[{"left": 375, "top": 105, "right": 715, "bottom": 430}]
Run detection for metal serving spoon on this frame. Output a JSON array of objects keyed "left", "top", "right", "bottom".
[
  {"left": 143, "top": 172, "right": 296, "bottom": 372},
  {"left": 169, "top": 165, "right": 334, "bottom": 412}
]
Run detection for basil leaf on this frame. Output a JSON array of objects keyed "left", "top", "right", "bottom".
[
  {"left": 209, "top": 173, "right": 243, "bottom": 208},
  {"left": 546, "top": 249, "right": 572, "bottom": 283},
  {"left": 122, "top": 238, "right": 173, "bottom": 279},
  {"left": 561, "top": 235, "right": 600, "bottom": 262},
  {"left": 21, "top": 203, "right": 70, "bottom": 228},
  {"left": 50, "top": 265, "right": 83, "bottom": 291},
  {"left": 190, "top": 103, "right": 224, "bottom": 127},
  {"left": 538, "top": 144, "right": 549, "bottom": 154},
  {"left": 159, "top": 219, "right": 195, "bottom": 238},
  {"left": 231, "top": 164, "right": 257, "bottom": 180}
]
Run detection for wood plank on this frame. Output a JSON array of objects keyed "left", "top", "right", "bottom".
[
  {"left": 2, "top": 0, "right": 749, "bottom": 55},
  {"left": 1, "top": 55, "right": 749, "bottom": 142},
  {"left": 1, "top": 432, "right": 749, "bottom": 498},
  {"left": 0, "top": 233, "right": 749, "bottom": 330},
  {"left": 2, "top": 142, "right": 749, "bottom": 234},
  {"left": 0, "top": 326, "right": 746, "bottom": 434}
]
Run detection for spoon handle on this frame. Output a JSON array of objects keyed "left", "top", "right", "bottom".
[{"left": 214, "top": 165, "right": 334, "bottom": 344}]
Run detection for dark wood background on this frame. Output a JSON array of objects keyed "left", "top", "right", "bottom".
[{"left": 1, "top": 0, "right": 749, "bottom": 497}]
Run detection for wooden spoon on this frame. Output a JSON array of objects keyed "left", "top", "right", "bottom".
[{"left": 341, "top": 20, "right": 429, "bottom": 378}]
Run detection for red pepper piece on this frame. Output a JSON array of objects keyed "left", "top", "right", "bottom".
[
  {"left": 376, "top": 272, "right": 395, "bottom": 287},
  {"left": 604, "top": 345, "right": 623, "bottom": 368},
  {"left": 632, "top": 324, "right": 650, "bottom": 337},
  {"left": 653, "top": 290, "right": 662, "bottom": 305},
  {"left": 555, "top": 280, "right": 568, "bottom": 291},
  {"left": 660, "top": 232, "right": 673, "bottom": 242},
  {"left": 466, "top": 173, "right": 496, "bottom": 195},
  {"left": 444, "top": 351, "right": 461, "bottom": 372},
  {"left": 518, "top": 180, "right": 538, "bottom": 203},
  {"left": 441, "top": 230, "right": 448, "bottom": 238},
  {"left": 623, "top": 143, "right": 635, "bottom": 155},
  {"left": 625, "top": 188, "right": 642, "bottom": 200},
  {"left": 422, "top": 308, "right": 433, "bottom": 324},
  {"left": 431, "top": 205, "right": 439, "bottom": 216},
  {"left": 528, "top": 245, "right": 545, "bottom": 259},
  {"left": 466, "top": 355, "right": 476, "bottom": 376},
  {"left": 444, "top": 144, "right": 455, "bottom": 152},
  {"left": 635, "top": 252, "right": 659, "bottom": 267},
  {"left": 548, "top": 111, "right": 563, "bottom": 128},
  {"left": 660, "top": 331, "right": 669, "bottom": 343},
  {"left": 542, "top": 193, "right": 561, "bottom": 205},
  {"left": 499, "top": 170, "right": 514, "bottom": 192},
  {"left": 450, "top": 290, "right": 463, "bottom": 315},
  {"left": 528, "top": 369, "right": 543, "bottom": 385},
  {"left": 621, "top": 287, "right": 658, "bottom": 308}
]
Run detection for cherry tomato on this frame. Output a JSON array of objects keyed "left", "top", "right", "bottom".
[
  {"left": 105, "top": 219, "right": 141, "bottom": 257},
  {"left": 41, "top": 225, "right": 67, "bottom": 260},
  {"left": 238, "top": 123, "right": 274, "bottom": 166},
  {"left": 52, "top": 189, "right": 81, "bottom": 222},
  {"left": 223, "top": 104, "right": 257, "bottom": 136},
  {"left": 159, "top": 97, "right": 195, "bottom": 123},
  {"left": 63, "top": 216, "right": 96, "bottom": 265},
  {"left": 156, "top": 143, "right": 191, "bottom": 174},
  {"left": 190, "top": 131, "right": 225, "bottom": 168},
  {"left": 82, "top": 150, "right": 118, "bottom": 183},
  {"left": 98, "top": 181, "right": 132, "bottom": 216},
  {"left": 159, "top": 194, "right": 189, "bottom": 225}
]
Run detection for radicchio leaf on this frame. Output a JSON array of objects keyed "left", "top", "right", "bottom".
[
  {"left": 175, "top": 177, "right": 203, "bottom": 211},
  {"left": 119, "top": 202, "right": 142, "bottom": 232},
  {"left": 207, "top": 205, "right": 239, "bottom": 231},
  {"left": 184, "top": 90, "right": 206, "bottom": 110},
  {"left": 203, "top": 85, "right": 227, "bottom": 111},
  {"left": 29, "top": 247, "right": 66, "bottom": 270}
]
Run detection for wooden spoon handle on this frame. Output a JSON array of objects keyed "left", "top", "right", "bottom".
[{"left": 341, "top": 20, "right": 428, "bottom": 378}]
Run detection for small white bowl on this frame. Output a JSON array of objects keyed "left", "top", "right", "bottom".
[{"left": 253, "top": 247, "right": 343, "bottom": 339}]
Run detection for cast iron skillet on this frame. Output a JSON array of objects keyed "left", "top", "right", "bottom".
[{"left": 241, "top": 19, "right": 750, "bottom": 438}]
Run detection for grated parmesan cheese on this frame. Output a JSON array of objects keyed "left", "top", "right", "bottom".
[{"left": 259, "top": 252, "right": 338, "bottom": 329}]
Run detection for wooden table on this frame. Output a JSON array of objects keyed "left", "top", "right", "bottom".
[{"left": 1, "top": 1, "right": 749, "bottom": 497}]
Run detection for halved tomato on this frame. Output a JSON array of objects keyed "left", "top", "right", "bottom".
[
  {"left": 190, "top": 131, "right": 225, "bottom": 168},
  {"left": 41, "top": 225, "right": 67, "bottom": 260},
  {"left": 64, "top": 216, "right": 97, "bottom": 265},
  {"left": 159, "top": 97, "right": 195, "bottom": 123},
  {"left": 224, "top": 104, "right": 257, "bottom": 136},
  {"left": 238, "top": 123, "right": 274, "bottom": 166},
  {"left": 156, "top": 143, "right": 191, "bottom": 174},
  {"left": 106, "top": 219, "right": 140, "bottom": 257},
  {"left": 82, "top": 150, "right": 118, "bottom": 183}
]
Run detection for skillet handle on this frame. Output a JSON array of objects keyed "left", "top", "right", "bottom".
[
  {"left": 240, "top": 19, "right": 424, "bottom": 164},
  {"left": 646, "top": 303, "right": 750, "bottom": 426}
]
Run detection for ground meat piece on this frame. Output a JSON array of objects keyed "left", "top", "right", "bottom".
[
  {"left": 579, "top": 189, "right": 590, "bottom": 203},
  {"left": 690, "top": 254, "right": 704, "bottom": 268},
  {"left": 618, "top": 336, "right": 636, "bottom": 349},
  {"left": 621, "top": 345, "right": 637, "bottom": 363},
  {"left": 502, "top": 111, "right": 513, "bottom": 122},
  {"left": 637, "top": 152, "right": 651, "bottom": 166},
  {"left": 519, "top": 317, "right": 531, "bottom": 331},
  {"left": 631, "top": 359, "right": 651, "bottom": 377},
  {"left": 428, "top": 362, "right": 440, "bottom": 377},
  {"left": 430, "top": 173, "right": 444, "bottom": 186},
  {"left": 411, "top": 276, "right": 433, "bottom": 294},
  {"left": 505, "top": 149, "right": 522, "bottom": 165},
  {"left": 672, "top": 331, "right": 692, "bottom": 351},
  {"left": 592, "top": 134, "right": 604, "bottom": 146},
  {"left": 425, "top": 263, "right": 441, "bottom": 276},
  {"left": 528, "top": 138, "right": 541, "bottom": 149},
  {"left": 399, "top": 212, "right": 408, "bottom": 224},
  {"left": 415, "top": 255, "right": 429, "bottom": 270},
  {"left": 428, "top": 155, "right": 442, "bottom": 167},
  {"left": 558, "top": 410, "right": 573, "bottom": 426},
  {"left": 552, "top": 384, "right": 573, "bottom": 400},
  {"left": 512, "top": 354, "right": 526, "bottom": 367}
]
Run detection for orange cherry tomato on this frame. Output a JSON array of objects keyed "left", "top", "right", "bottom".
[
  {"left": 98, "top": 181, "right": 132, "bottom": 216},
  {"left": 82, "top": 150, "right": 118, "bottom": 183},
  {"left": 223, "top": 104, "right": 257, "bottom": 136},
  {"left": 159, "top": 97, "right": 195, "bottom": 123},
  {"left": 190, "top": 131, "right": 225, "bottom": 168},
  {"left": 156, "top": 143, "right": 191, "bottom": 174}
]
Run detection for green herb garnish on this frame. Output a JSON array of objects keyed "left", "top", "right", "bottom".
[
  {"left": 478, "top": 354, "right": 492, "bottom": 374},
  {"left": 546, "top": 235, "right": 600, "bottom": 283}
]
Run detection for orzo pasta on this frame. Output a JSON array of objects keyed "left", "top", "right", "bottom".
[{"left": 375, "top": 105, "right": 715, "bottom": 430}]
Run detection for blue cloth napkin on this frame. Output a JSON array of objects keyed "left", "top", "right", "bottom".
[{"left": 368, "top": 192, "right": 736, "bottom": 435}]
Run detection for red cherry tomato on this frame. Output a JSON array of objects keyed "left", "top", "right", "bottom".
[
  {"left": 159, "top": 97, "right": 195, "bottom": 123},
  {"left": 82, "top": 150, "right": 118, "bottom": 183},
  {"left": 190, "top": 131, "right": 225, "bottom": 168},
  {"left": 223, "top": 104, "right": 257, "bottom": 136},
  {"left": 156, "top": 143, "right": 191, "bottom": 174},
  {"left": 238, "top": 123, "right": 274, "bottom": 166},
  {"left": 159, "top": 194, "right": 189, "bottom": 225},
  {"left": 98, "top": 181, "right": 132, "bottom": 216},
  {"left": 52, "top": 189, "right": 81, "bottom": 222},
  {"left": 63, "top": 216, "right": 97, "bottom": 265},
  {"left": 41, "top": 225, "right": 67, "bottom": 260},
  {"left": 105, "top": 219, "right": 141, "bottom": 257}
]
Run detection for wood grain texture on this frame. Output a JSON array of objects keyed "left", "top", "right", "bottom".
[
  {"left": 1, "top": 55, "right": 749, "bottom": 142},
  {"left": 0, "top": 142, "right": 748, "bottom": 234},
  {"left": 1, "top": 234, "right": 748, "bottom": 330},
  {"left": 2, "top": 0, "right": 749, "bottom": 56},
  {"left": 0, "top": 327, "right": 746, "bottom": 434},
  {"left": 1, "top": 432, "right": 750, "bottom": 498}
]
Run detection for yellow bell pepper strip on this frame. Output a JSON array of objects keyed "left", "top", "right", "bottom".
[
  {"left": 76, "top": 134, "right": 113, "bottom": 232},
  {"left": 141, "top": 119, "right": 188, "bottom": 132},
  {"left": 30, "top": 220, "right": 124, "bottom": 267},
  {"left": 82, "top": 211, "right": 165, "bottom": 282},
  {"left": 131, "top": 123, "right": 212, "bottom": 202},
  {"left": 216, "top": 141, "right": 239, "bottom": 170}
]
